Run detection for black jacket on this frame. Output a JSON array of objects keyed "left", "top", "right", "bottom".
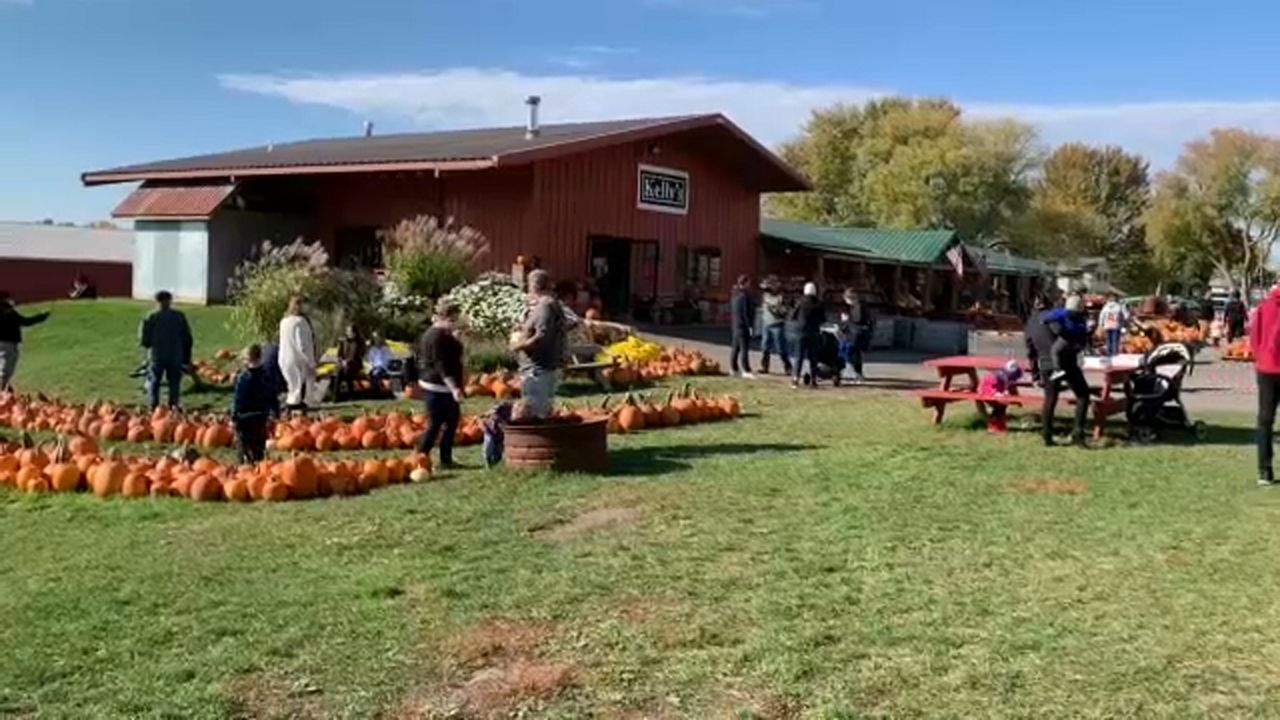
[
  {"left": 730, "top": 288, "right": 755, "bottom": 332},
  {"left": 417, "top": 326, "right": 464, "bottom": 388},
  {"left": 0, "top": 304, "right": 49, "bottom": 344},
  {"left": 230, "top": 365, "right": 281, "bottom": 421},
  {"left": 1025, "top": 309, "right": 1087, "bottom": 372},
  {"left": 792, "top": 295, "right": 826, "bottom": 337}
]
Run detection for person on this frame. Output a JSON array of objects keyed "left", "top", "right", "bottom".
[
  {"left": 1026, "top": 294, "right": 1091, "bottom": 447},
  {"left": 1098, "top": 292, "right": 1129, "bottom": 357},
  {"left": 68, "top": 274, "right": 97, "bottom": 300},
  {"left": 1252, "top": 282, "right": 1280, "bottom": 485},
  {"left": 260, "top": 338, "right": 285, "bottom": 398},
  {"left": 791, "top": 282, "right": 826, "bottom": 389},
  {"left": 230, "top": 344, "right": 280, "bottom": 464},
  {"left": 758, "top": 277, "right": 791, "bottom": 376},
  {"left": 416, "top": 299, "right": 465, "bottom": 469},
  {"left": 1226, "top": 292, "right": 1247, "bottom": 343},
  {"left": 512, "top": 269, "right": 566, "bottom": 418},
  {"left": 278, "top": 296, "right": 318, "bottom": 413},
  {"left": 366, "top": 331, "right": 392, "bottom": 389},
  {"left": 978, "top": 359, "right": 1024, "bottom": 434},
  {"left": 840, "top": 288, "right": 874, "bottom": 382},
  {"left": 333, "top": 323, "right": 366, "bottom": 401},
  {"left": 729, "top": 274, "right": 755, "bottom": 379},
  {"left": 0, "top": 291, "right": 50, "bottom": 392},
  {"left": 139, "top": 290, "right": 192, "bottom": 410}
]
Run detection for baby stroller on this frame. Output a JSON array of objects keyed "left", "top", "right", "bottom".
[
  {"left": 1124, "top": 342, "right": 1206, "bottom": 443},
  {"left": 801, "top": 326, "right": 846, "bottom": 386}
]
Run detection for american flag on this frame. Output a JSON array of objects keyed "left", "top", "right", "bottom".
[{"left": 946, "top": 246, "right": 965, "bottom": 276}]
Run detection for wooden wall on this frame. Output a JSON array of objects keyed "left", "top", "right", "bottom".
[{"left": 0, "top": 259, "right": 131, "bottom": 303}]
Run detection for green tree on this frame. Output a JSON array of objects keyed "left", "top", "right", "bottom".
[
  {"left": 1146, "top": 129, "right": 1280, "bottom": 299},
  {"left": 769, "top": 98, "right": 1039, "bottom": 243},
  {"left": 1017, "top": 143, "right": 1153, "bottom": 291}
]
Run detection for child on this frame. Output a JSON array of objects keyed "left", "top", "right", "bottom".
[
  {"left": 230, "top": 344, "right": 280, "bottom": 464},
  {"left": 482, "top": 401, "right": 514, "bottom": 468},
  {"left": 979, "top": 360, "right": 1024, "bottom": 434}
]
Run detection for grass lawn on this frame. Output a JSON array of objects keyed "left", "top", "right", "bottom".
[{"left": 2, "top": 301, "right": 1278, "bottom": 718}]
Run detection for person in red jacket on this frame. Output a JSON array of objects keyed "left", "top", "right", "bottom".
[{"left": 1252, "top": 283, "right": 1280, "bottom": 485}]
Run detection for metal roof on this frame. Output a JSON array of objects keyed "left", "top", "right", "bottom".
[
  {"left": 112, "top": 182, "right": 237, "bottom": 219},
  {"left": 0, "top": 222, "right": 133, "bottom": 263},
  {"left": 968, "top": 246, "right": 1049, "bottom": 276},
  {"left": 82, "top": 114, "right": 810, "bottom": 192},
  {"left": 761, "top": 217, "right": 957, "bottom": 265}
]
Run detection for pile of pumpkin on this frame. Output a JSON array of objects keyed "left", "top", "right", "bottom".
[
  {"left": 1224, "top": 338, "right": 1254, "bottom": 362},
  {"left": 0, "top": 434, "right": 432, "bottom": 501},
  {"left": 191, "top": 348, "right": 241, "bottom": 386},
  {"left": 0, "top": 396, "right": 240, "bottom": 449},
  {"left": 599, "top": 347, "right": 722, "bottom": 386},
  {"left": 461, "top": 370, "right": 523, "bottom": 399},
  {"left": 581, "top": 387, "right": 740, "bottom": 433},
  {"left": 1146, "top": 319, "right": 1203, "bottom": 345},
  {"left": 269, "top": 411, "right": 488, "bottom": 450}
]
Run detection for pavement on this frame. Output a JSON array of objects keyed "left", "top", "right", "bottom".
[{"left": 639, "top": 325, "right": 1258, "bottom": 416}]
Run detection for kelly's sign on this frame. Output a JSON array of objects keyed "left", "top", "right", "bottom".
[{"left": 637, "top": 164, "right": 690, "bottom": 215}]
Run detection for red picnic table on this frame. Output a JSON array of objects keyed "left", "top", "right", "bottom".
[{"left": 917, "top": 355, "right": 1138, "bottom": 438}]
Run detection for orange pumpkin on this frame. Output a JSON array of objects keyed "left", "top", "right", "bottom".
[
  {"left": 360, "top": 459, "right": 389, "bottom": 490},
  {"left": 126, "top": 425, "right": 152, "bottom": 444},
  {"left": 280, "top": 456, "right": 319, "bottom": 499},
  {"left": 360, "top": 430, "right": 386, "bottom": 450},
  {"left": 173, "top": 421, "right": 198, "bottom": 445},
  {"left": 314, "top": 432, "right": 336, "bottom": 452},
  {"left": 121, "top": 472, "right": 149, "bottom": 498},
  {"left": 151, "top": 417, "right": 177, "bottom": 443},
  {"left": 337, "top": 430, "right": 360, "bottom": 451},
  {"left": 263, "top": 480, "right": 289, "bottom": 502},
  {"left": 91, "top": 452, "right": 129, "bottom": 498},
  {"left": 617, "top": 396, "right": 645, "bottom": 432},
  {"left": 385, "top": 458, "right": 407, "bottom": 484},
  {"left": 224, "top": 478, "right": 251, "bottom": 502},
  {"left": 69, "top": 434, "right": 99, "bottom": 456},
  {"left": 190, "top": 474, "right": 223, "bottom": 502}
]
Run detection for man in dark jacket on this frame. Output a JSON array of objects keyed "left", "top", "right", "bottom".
[
  {"left": 729, "top": 274, "right": 756, "bottom": 379},
  {"left": 1226, "top": 292, "right": 1247, "bottom": 343},
  {"left": 1026, "top": 295, "right": 1091, "bottom": 446},
  {"left": 230, "top": 344, "right": 281, "bottom": 463},
  {"left": 0, "top": 291, "right": 50, "bottom": 392},
  {"left": 791, "top": 282, "right": 827, "bottom": 389},
  {"left": 139, "top": 290, "right": 193, "bottom": 410}
]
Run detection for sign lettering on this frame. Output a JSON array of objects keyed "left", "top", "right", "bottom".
[{"left": 637, "top": 164, "right": 690, "bottom": 215}]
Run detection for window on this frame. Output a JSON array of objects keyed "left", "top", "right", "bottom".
[{"left": 682, "top": 247, "right": 722, "bottom": 288}]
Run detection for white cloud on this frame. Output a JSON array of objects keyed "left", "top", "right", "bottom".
[
  {"left": 572, "top": 45, "right": 637, "bottom": 55},
  {"left": 217, "top": 68, "right": 1280, "bottom": 168}
]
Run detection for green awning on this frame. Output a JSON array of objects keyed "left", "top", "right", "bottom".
[{"left": 761, "top": 217, "right": 957, "bottom": 265}]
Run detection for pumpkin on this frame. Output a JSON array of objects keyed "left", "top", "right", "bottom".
[
  {"left": 151, "top": 417, "right": 177, "bottom": 443},
  {"left": 149, "top": 480, "right": 170, "bottom": 498},
  {"left": 360, "top": 430, "right": 386, "bottom": 450},
  {"left": 280, "top": 456, "right": 318, "bottom": 499},
  {"left": 173, "top": 421, "right": 198, "bottom": 445},
  {"left": 719, "top": 395, "right": 741, "bottom": 418},
  {"left": 263, "top": 480, "right": 289, "bottom": 502},
  {"left": 336, "top": 431, "right": 360, "bottom": 451},
  {"left": 170, "top": 474, "right": 193, "bottom": 498},
  {"left": 640, "top": 397, "right": 662, "bottom": 428},
  {"left": 408, "top": 452, "right": 433, "bottom": 473},
  {"left": 360, "top": 459, "right": 389, "bottom": 490},
  {"left": 314, "top": 432, "right": 336, "bottom": 452},
  {"left": 25, "top": 474, "right": 51, "bottom": 493},
  {"left": 15, "top": 466, "right": 42, "bottom": 491},
  {"left": 91, "top": 451, "right": 129, "bottom": 498},
  {"left": 190, "top": 474, "right": 223, "bottom": 502},
  {"left": 660, "top": 394, "right": 681, "bottom": 427},
  {"left": 385, "top": 458, "right": 407, "bottom": 484},
  {"left": 121, "top": 472, "right": 149, "bottom": 498},
  {"left": 248, "top": 474, "right": 270, "bottom": 501},
  {"left": 491, "top": 380, "right": 514, "bottom": 399},
  {"left": 327, "top": 471, "right": 355, "bottom": 496},
  {"left": 409, "top": 468, "right": 432, "bottom": 483},
  {"left": 126, "top": 425, "right": 152, "bottom": 444},
  {"left": 45, "top": 442, "right": 81, "bottom": 493},
  {"left": 69, "top": 434, "right": 98, "bottom": 456},
  {"left": 616, "top": 395, "right": 645, "bottom": 432},
  {"left": 350, "top": 415, "right": 372, "bottom": 438}
]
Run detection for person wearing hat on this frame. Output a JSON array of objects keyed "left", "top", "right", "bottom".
[
  {"left": 790, "top": 281, "right": 826, "bottom": 389},
  {"left": 1026, "top": 294, "right": 1091, "bottom": 446},
  {"left": 978, "top": 359, "right": 1025, "bottom": 433}
]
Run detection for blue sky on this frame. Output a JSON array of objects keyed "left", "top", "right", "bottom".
[{"left": 5, "top": 0, "right": 1280, "bottom": 222}]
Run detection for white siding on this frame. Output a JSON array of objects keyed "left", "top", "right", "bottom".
[{"left": 133, "top": 220, "right": 209, "bottom": 303}]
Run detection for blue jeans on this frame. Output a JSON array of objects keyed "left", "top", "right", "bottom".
[
  {"left": 1105, "top": 329, "right": 1122, "bottom": 357},
  {"left": 148, "top": 359, "right": 184, "bottom": 409},
  {"left": 839, "top": 339, "right": 864, "bottom": 376},
  {"left": 760, "top": 324, "right": 791, "bottom": 374}
]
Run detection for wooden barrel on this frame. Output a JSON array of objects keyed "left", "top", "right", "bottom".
[{"left": 503, "top": 418, "right": 609, "bottom": 473}]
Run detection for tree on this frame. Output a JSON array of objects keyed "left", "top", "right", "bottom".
[
  {"left": 1017, "top": 143, "right": 1153, "bottom": 290},
  {"left": 1146, "top": 129, "right": 1280, "bottom": 300},
  {"left": 769, "top": 98, "right": 1040, "bottom": 243}
]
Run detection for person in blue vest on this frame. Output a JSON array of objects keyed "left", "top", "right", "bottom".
[{"left": 1026, "top": 294, "right": 1091, "bottom": 446}]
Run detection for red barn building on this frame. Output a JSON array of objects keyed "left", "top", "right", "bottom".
[{"left": 82, "top": 110, "right": 808, "bottom": 316}]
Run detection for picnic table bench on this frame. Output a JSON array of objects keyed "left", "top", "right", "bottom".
[{"left": 916, "top": 355, "right": 1136, "bottom": 439}]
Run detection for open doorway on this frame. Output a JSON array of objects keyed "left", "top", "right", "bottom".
[{"left": 588, "top": 236, "right": 633, "bottom": 317}]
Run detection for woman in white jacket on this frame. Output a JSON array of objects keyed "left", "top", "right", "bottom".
[{"left": 278, "top": 296, "right": 317, "bottom": 412}]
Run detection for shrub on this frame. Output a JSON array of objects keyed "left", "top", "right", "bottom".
[
  {"left": 463, "top": 336, "right": 518, "bottom": 373},
  {"left": 443, "top": 273, "right": 527, "bottom": 339},
  {"left": 227, "top": 239, "right": 381, "bottom": 348},
  {"left": 379, "top": 215, "right": 490, "bottom": 299}
]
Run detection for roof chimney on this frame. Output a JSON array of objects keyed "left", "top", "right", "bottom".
[
  {"left": 525, "top": 95, "right": 541, "bottom": 139},
  {"left": 363, "top": 120, "right": 374, "bottom": 138}
]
